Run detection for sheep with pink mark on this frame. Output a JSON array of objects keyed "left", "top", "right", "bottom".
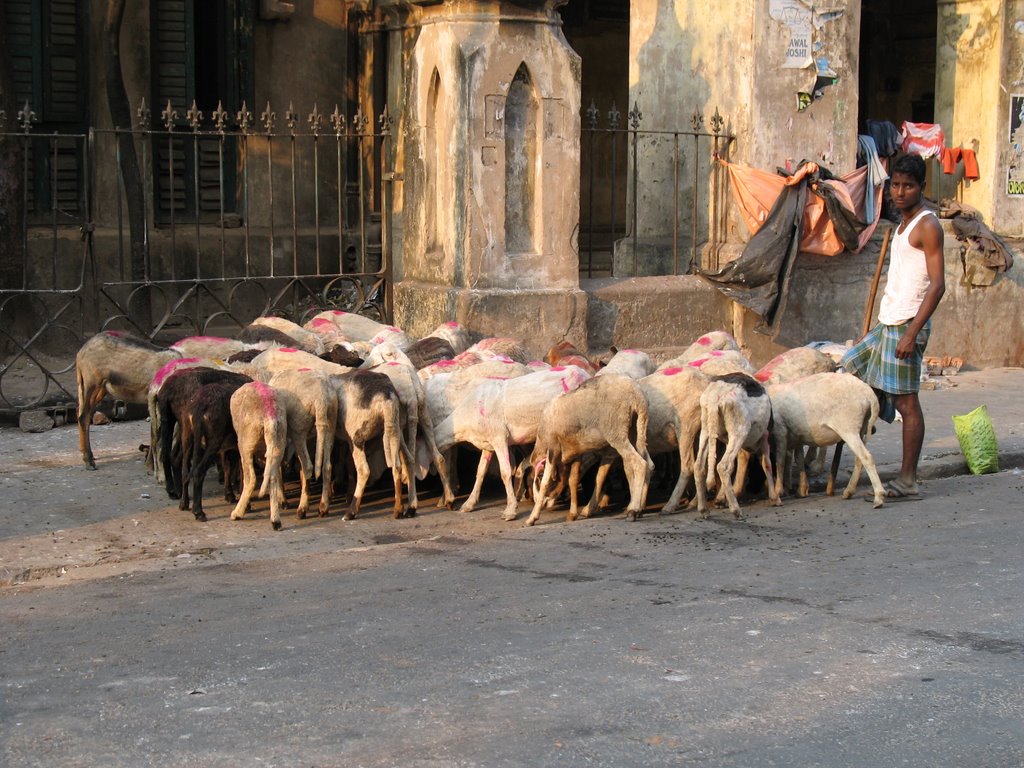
[
  {"left": 148, "top": 356, "right": 235, "bottom": 483},
  {"left": 638, "top": 365, "right": 711, "bottom": 514},
  {"left": 465, "top": 337, "right": 530, "bottom": 365},
  {"left": 432, "top": 364, "right": 593, "bottom": 520},
  {"left": 426, "top": 321, "right": 472, "bottom": 355},
  {"left": 309, "top": 309, "right": 390, "bottom": 343},
  {"left": 247, "top": 346, "right": 355, "bottom": 377},
  {"left": 229, "top": 381, "right": 291, "bottom": 530},
  {"left": 660, "top": 348, "right": 754, "bottom": 377}
]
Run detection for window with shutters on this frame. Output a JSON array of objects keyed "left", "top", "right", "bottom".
[
  {"left": 150, "top": 0, "right": 254, "bottom": 224},
  {"left": 2, "top": 0, "right": 87, "bottom": 220}
]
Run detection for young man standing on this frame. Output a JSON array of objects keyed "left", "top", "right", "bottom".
[{"left": 842, "top": 153, "right": 945, "bottom": 498}]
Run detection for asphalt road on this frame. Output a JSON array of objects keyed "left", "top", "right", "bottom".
[{"left": 2, "top": 414, "right": 1024, "bottom": 767}]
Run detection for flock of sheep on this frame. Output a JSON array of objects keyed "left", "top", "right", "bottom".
[{"left": 74, "top": 310, "right": 889, "bottom": 530}]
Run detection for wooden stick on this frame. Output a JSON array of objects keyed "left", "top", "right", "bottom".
[{"left": 861, "top": 226, "right": 893, "bottom": 338}]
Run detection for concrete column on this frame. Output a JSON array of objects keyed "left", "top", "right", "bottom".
[{"left": 391, "top": 1, "right": 587, "bottom": 357}]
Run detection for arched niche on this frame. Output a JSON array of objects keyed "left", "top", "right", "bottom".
[
  {"left": 425, "top": 68, "right": 443, "bottom": 253},
  {"left": 504, "top": 63, "right": 539, "bottom": 255}
]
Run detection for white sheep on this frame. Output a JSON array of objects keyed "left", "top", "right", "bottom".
[
  {"left": 768, "top": 372, "right": 886, "bottom": 508},
  {"left": 229, "top": 381, "right": 290, "bottom": 530},
  {"left": 76, "top": 331, "right": 181, "bottom": 470},
  {"left": 693, "top": 373, "right": 782, "bottom": 519}
]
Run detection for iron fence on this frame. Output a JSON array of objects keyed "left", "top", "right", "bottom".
[
  {"left": 0, "top": 97, "right": 394, "bottom": 415},
  {"left": 580, "top": 101, "right": 734, "bottom": 278}
]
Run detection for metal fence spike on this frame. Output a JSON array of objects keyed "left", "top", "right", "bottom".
[
  {"left": 162, "top": 100, "right": 178, "bottom": 131},
  {"left": 18, "top": 100, "right": 37, "bottom": 133},
  {"left": 261, "top": 101, "right": 276, "bottom": 133},
  {"left": 308, "top": 103, "right": 323, "bottom": 134},
  {"left": 136, "top": 98, "right": 151, "bottom": 130},
  {"left": 236, "top": 101, "right": 253, "bottom": 131},
  {"left": 212, "top": 101, "right": 229, "bottom": 133},
  {"left": 330, "top": 105, "right": 345, "bottom": 136},
  {"left": 187, "top": 100, "right": 203, "bottom": 131}
]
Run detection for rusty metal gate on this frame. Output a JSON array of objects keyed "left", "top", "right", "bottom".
[{"left": 0, "top": 99, "right": 394, "bottom": 416}]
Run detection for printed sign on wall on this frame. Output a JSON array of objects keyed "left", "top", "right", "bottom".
[{"left": 1009, "top": 95, "right": 1024, "bottom": 196}]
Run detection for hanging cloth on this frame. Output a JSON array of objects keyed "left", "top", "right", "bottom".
[
  {"left": 721, "top": 159, "right": 883, "bottom": 256},
  {"left": 699, "top": 169, "right": 808, "bottom": 332},
  {"left": 857, "top": 135, "right": 889, "bottom": 224},
  {"left": 900, "top": 121, "right": 945, "bottom": 158},
  {"left": 941, "top": 147, "right": 981, "bottom": 180},
  {"left": 864, "top": 119, "right": 902, "bottom": 157}
]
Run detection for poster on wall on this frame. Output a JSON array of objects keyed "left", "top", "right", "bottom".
[
  {"left": 769, "top": 0, "right": 813, "bottom": 69},
  {"left": 1009, "top": 95, "right": 1024, "bottom": 196}
]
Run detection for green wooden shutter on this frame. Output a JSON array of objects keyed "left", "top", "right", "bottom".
[{"left": 2, "top": 0, "right": 86, "bottom": 217}]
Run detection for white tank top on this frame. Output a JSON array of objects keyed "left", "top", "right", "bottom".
[{"left": 877, "top": 208, "right": 936, "bottom": 325}]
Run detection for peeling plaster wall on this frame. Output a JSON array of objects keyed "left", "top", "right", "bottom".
[
  {"left": 628, "top": 0, "right": 860, "bottom": 260},
  {"left": 751, "top": 0, "right": 860, "bottom": 173},
  {"left": 399, "top": 2, "right": 581, "bottom": 292},
  {"left": 937, "top": 1, "right": 1004, "bottom": 227}
]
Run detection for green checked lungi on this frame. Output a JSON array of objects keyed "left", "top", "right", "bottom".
[{"left": 841, "top": 320, "right": 931, "bottom": 395}]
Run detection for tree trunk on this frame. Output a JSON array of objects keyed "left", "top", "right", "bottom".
[
  {"left": 105, "top": 0, "right": 147, "bottom": 284},
  {"left": 0, "top": 9, "right": 26, "bottom": 293}
]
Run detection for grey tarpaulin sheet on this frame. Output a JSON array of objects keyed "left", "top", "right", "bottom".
[{"left": 698, "top": 175, "right": 808, "bottom": 337}]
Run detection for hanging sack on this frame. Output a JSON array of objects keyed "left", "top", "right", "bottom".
[{"left": 952, "top": 405, "right": 1000, "bottom": 475}]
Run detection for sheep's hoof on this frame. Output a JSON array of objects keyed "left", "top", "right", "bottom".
[
  {"left": 318, "top": 506, "right": 329, "bottom": 518},
  {"left": 732, "top": 510, "right": 745, "bottom": 519},
  {"left": 296, "top": 508, "right": 307, "bottom": 520},
  {"left": 405, "top": 507, "right": 417, "bottom": 518},
  {"left": 524, "top": 518, "right": 537, "bottom": 527},
  {"left": 873, "top": 497, "right": 885, "bottom": 509},
  {"left": 272, "top": 520, "right": 282, "bottom": 531},
  {"left": 625, "top": 511, "right": 639, "bottom": 522},
  {"left": 444, "top": 499, "right": 455, "bottom": 511},
  {"left": 343, "top": 512, "right": 357, "bottom": 521},
  {"left": 193, "top": 511, "right": 207, "bottom": 523},
  {"left": 502, "top": 511, "right": 518, "bottom": 522}
]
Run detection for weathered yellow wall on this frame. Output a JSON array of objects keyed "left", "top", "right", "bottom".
[{"left": 936, "top": 0, "right": 1024, "bottom": 236}]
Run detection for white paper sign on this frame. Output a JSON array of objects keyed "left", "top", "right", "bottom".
[{"left": 769, "top": 0, "right": 814, "bottom": 69}]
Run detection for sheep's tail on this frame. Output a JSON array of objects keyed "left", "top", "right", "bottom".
[
  {"left": 382, "top": 395, "right": 401, "bottom": 470},
  {"left": 313, "top": 400, "right": 332, "bottom": 481},
  {"left": 258, "top": 416, "right": 284, "bottom": 498},
  {"left": 633, "top": 389, "right": 649, "bottom": 458}
]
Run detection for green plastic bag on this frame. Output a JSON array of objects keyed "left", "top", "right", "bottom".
[{"left": 952, "top": 405, "right": 1000, "bottom": 475}]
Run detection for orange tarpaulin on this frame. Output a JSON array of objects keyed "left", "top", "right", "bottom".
[{"left": 722, "top": 160, "right": 883, "bottom": 256}]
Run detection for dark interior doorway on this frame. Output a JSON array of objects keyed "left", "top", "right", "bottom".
[
  {"left": 560, "top": 0, "right": 629, "bottom": 276},
  {"left": 858, "top": 1, "right": 938, "bottom": 131}
]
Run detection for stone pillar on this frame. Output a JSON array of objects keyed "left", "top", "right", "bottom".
[
  {"left": 623, "top": 0, "right": 861, "bottom": 273},
  {"left": 392, "top": 1, "right": 587, "bottom": 357},
  {"left": 935, "top": 1, "right": 1024, "bottom": 237}
]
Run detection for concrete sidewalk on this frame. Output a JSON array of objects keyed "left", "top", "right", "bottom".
[{"left": 837, "top": 366, "right": 1024, "bottom": 484}]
